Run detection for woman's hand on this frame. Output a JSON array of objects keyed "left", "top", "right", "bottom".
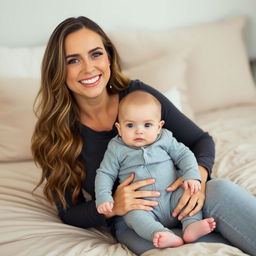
[
  {"left": 104, "top": 173, "right": 160, "bottom": 218},
  {"left": 166, "top": 166, "right": 208, "bottom": 220}
]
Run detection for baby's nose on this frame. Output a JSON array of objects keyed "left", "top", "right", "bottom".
[{"left": 135, "top": 126, "right": 144, "bottom": 133}]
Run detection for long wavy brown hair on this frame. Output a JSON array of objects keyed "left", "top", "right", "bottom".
[{"left": 31, "top": 16, "right": 130, "bottom": 209}]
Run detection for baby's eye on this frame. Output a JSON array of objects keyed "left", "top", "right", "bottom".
[
  {"left": 126, "top": 123, "right": 134, "bottom": 128},
  {"left": 67, "top": 58, "right": 79, "bottom": 65},
  {"left": 144, "top": 123, "right": 152, "bottom": 127}
]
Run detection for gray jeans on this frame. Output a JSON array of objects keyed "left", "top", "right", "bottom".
[{"left": 115, "top": 178, "right": 256, "bottom": 256}]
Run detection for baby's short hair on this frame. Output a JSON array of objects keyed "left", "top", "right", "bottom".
[{"left": 118, "top": 90, "right": 162, "bottom": 121}]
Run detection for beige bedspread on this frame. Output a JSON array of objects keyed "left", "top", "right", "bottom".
[
  {"left": 197, "top": 103, "right": 256, "bottom": 196},
  {"left": 1, "top": 104, "right": 255, "bottom": 256}
]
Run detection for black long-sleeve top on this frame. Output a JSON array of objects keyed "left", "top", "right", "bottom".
[{"left": 56, "top": 80, "right": 215, "bottom": 230}]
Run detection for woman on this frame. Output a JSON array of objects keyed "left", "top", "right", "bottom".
[{"left": 31, "top": 16, "right": 256, "bottom": 255}]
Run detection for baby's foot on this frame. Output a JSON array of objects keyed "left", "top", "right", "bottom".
[
  {"left": 183, "top": 218, "right": 216, "bottom": 243},
  {"left": 153, "top": 231, "right": 184, "bottom": 248}
]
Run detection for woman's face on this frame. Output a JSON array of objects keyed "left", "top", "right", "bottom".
[{"left": 64, "top": 28, "right": 111, "bottom": 100}]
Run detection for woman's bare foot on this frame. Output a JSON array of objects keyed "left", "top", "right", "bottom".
[
  {"left": 153, "top": 231, "right": 184, "bottom": 248},
  {"left": 183, "top": 218, "right": 216, "bottom": 243}
]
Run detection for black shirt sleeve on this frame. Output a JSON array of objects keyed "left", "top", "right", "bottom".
[{"left": 55, "top": 189, "right": 108, "bottom": 229}]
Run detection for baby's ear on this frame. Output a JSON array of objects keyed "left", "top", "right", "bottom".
[
  {"left": 159, "top": 120, "right": 165, "bottom": 128},
  {"left": 157, "top": 120, "right": 165, "bottom": 134},
  {"left": 115, "top": 122, "right": 122, "bottom": 136}
]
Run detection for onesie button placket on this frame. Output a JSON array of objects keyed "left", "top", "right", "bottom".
[{"left": 141, "top": 147, "right": 168, "bottom": 222}]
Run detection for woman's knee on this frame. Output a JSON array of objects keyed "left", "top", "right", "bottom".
[
  {"left": 203, "top": 178, "right": 234, "bottom": 210},
  {"left": 206, "top": 178, "right": 237, "bottom": 199},
  {"left": 204, "top": 178, "right": 252, "bottom": 214}
]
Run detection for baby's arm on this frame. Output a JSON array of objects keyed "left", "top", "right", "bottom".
[
  {"left": 184, "top": 179, "right": 201, "bottom": 195},
  {"left": 95, "top": 140, "right": 120, "bottom": 213},
  {"left": 97, "top": 201, "right": 114, "bottom": 214}
]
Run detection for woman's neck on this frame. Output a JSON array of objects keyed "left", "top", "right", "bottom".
[{"left": 75, "top": 91, "right": 119, "bottom": 131}]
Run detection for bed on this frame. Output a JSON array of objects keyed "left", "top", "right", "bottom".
[{"left": 1, "top": 16, "right": 255, "bottom": 256}]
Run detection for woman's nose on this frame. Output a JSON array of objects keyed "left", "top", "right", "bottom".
[{"left": 81, "top": 59, "right": 94, "bottom": 73}]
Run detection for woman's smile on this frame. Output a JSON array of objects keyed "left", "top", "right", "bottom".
[{"left": 79, "top": 74, "right": 102, "bottom": 87}]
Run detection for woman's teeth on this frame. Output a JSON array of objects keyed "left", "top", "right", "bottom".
[{"left": 80, "top": 75, "right": 99, "bottom": 84}]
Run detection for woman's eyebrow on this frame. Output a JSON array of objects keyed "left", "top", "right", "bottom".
[
  {"left": 65, "top": 53, "right": 79, "bottom": 59},
  {"left": 89, "top": 47, "right": 103, "bottom": 53},
  {"left": 65, "top": 47, "right": 103, "bottom": 59}
]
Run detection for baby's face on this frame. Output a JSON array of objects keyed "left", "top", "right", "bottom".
[{"left": 116, "top": 104, "right": 164, "bottom": 147}]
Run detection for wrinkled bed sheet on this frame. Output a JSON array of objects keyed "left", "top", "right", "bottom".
[
  {"left": 197, "top": 103, "right": 256, "bottom": 196},
  {"left": 1, "top": 104, "right": 255, "bottom": 256}
]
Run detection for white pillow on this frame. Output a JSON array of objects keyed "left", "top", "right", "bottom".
[
  {"left": 0, "top": 46, "right": 45, "bottom": 78},
  {"left": 0, "top": 77, "right": 39, "bottom": 161},
  {"left": 123, "top": 51, "right": 195, "bottom": 120},
  {"left": 110, "top": 16, "right": 256, "bottom": 113}
]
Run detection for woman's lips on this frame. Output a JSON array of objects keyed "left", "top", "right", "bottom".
[{"left": 79, "top": 75, "right": 101, "bottom": 87}]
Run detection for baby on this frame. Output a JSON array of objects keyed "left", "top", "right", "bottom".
[{"left": 95, "top": 90, "right": 216, "bottom": 248}]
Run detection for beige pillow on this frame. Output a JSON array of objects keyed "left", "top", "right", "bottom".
[
  {"left": 110, "top": 16, "right": 256, "bottom": 113},
  {"left": 179, "top": 16, "right": 256, "bottom": 113},
  {"left": 123, "top": 51, "right": 195, "bottom": 120},
  {"left": 0, "top": 77, "right": 39, "bottom": 161}
]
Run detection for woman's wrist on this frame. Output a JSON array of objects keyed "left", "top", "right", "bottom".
[
  {"left": 103, "top": 208, "right": 116, "bottom": 219},
  {"left": 198, "top": 166, "right": 208, "bottom": 193},
  {"left": 198, "top": 165, "right": 208, "bottom": 182}
]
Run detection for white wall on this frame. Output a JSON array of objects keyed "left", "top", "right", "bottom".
[{"left": 0, "top": 0, "right": 256, "bottom": 58}]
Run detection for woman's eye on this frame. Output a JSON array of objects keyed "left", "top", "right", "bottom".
[
  {"left": 126, "top": 123, "right": 133, "bottom": 128},
  {"left": 67, "top": 58, "right": 79, "bottom": 65},
  {"left": 92, "top": 51, "right": 103, "bottom": 58},
  {"left": 144, "top": 123, "right": 152, "bottom": 127}
]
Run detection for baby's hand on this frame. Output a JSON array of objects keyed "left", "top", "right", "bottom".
[
  {"left": 97, "top": 202, "right": 114, "bottom": 215},
  {"left": 183, "top": 179, "right": 201, "bottom": 195}
]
